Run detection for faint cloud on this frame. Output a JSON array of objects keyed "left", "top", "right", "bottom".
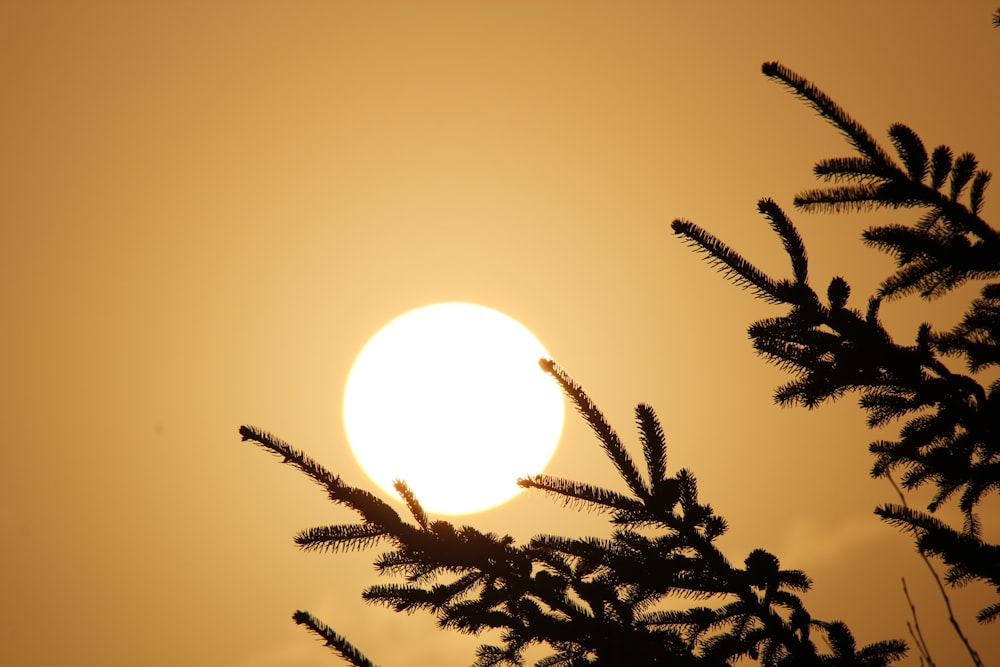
[{"left": 778, "top": 515, "right": 888, "bottom": 571}]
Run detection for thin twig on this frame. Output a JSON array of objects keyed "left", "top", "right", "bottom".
[
  {"left": 886, "top": 475, "right": 984, "bottom": 667},
  {"left": 902, "top": 577, "right": 935, "bottom": 667},
  {"left": 905, "top": 622, "right": 926, "bottom": 667}
]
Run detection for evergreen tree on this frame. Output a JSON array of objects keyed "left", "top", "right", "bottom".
[
  {"left": 673, "top": 62, "right": 999, "bottom": 624},
  {"left": 240, "top": 59, "right": 997, "bottom": 665}
]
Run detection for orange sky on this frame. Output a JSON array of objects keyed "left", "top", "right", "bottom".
[{"left": 2, "top": 2, "right": 998, "bottom": 666}]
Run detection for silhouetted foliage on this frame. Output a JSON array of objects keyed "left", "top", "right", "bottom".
[
  {"left": 240, "top": 56, "right": 997, "bottom": 665},
  {"left": 673, "top": 62, "right": 999, "bottom": 624},
  {"left": 241, "top": 358, "right": 906, "bottom": 667}
]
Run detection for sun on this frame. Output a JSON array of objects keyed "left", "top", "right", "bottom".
[{"left": 342, "top": 303, "right": 565, "bottom": 515}]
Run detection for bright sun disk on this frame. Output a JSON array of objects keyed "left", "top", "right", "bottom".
[{"left": 343, "top": 303, "right": 565, "bottom": 515}]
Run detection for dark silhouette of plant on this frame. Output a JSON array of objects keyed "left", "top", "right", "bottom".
[
  {"left": 239, "top": 52, "right": 999, "bottom": 665},
  {"left": 672, "top": 62, "right": 999, "bottom": 625},
  {"left": 241, "top": 359, "right": 906, "bottom": 666}
]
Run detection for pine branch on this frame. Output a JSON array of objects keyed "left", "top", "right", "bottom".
[
  {"left": 814, "top": 156, "right": 888, "bottom": 182},
  {"left": 635, "top": 403, "right": 667, "bottom": 487},
  {"left": 393, "top": 479, "right": 429, "bottom": 531},
  {"left": 862, "top": 224, "right": 950, "bottom": 267},
  {"left": 670, "top": 219, "right": 787, "bottom": 304},
  {"left": 518, "top": 473, "right": 644, "bottom": 514},
  {"left": 239, "top": 425, "right": 341, "bottom": 492},
  {"left": 762, "top": 61, "right": 895, "bottom": 168},
  {"left": 363, "top": 577, "right": 481, "bottom": 615},
  {"left": 246, "top": 360, "right": 909, "bottom": 664},
  {"left": 876, "top": 503, "right": 1000, "bottom": 592},
  {"left": 935, "top": 283, "right": 1000, "bottom": 371},
  {"left": 473, "top": 644, "right": 523, "bottom": 667},
  {"left": 794, "top": 182, "right": 920, "bottom": 212},
  {"left": 930, "top": 145, "right": 953, "bottom": 191},
  {"left": 294, "top": 523, "right": 387, "bottom": 553},
  {"left": 949, "top": 153, "right": 978, "bottom": 202},
  {"left": 889, "top": 124, "right": 929, "bottom": 183},
  {"left": 674, "top": 60, "right": 1000, "bottom": 626},
  {"left": 239, "top": 425, "right": 405, "bottom": 529},
  {"left": 767, "top": 63, "right": 998, "bottom": 248},
  {"left": 539, "top": 359, "right": 648, "bottom": 499},
  {"left": 758, "top": 198, "right": 809, "bottom": 285},
  {"left": 969, "top": 171, "right": 991, "bottom": 215},
  {"left": 887, "top": 476, "right": 983, "bottom": 667},
  {"left": 292, "top": 610, "right": 378, "bottom": 667}
]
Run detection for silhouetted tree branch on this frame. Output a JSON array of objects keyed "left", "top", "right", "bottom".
[
  {"left": 239, "top": 53, "right": 997, "bottom": 666},
  {"left": 889, "top": 475, "right": 983, "bottom": 667},
  {"left": 672, "top": 62, "right": 999, "bottom": 626},
  {"left": 241, "top": 358, "right": 907, "bottom": 666}
]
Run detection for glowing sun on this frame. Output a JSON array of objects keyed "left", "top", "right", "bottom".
[{"left": 343, "top": 303, "right": 565, "bottom": 515}]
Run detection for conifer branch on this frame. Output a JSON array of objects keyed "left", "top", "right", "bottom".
[
  {"left": 240, "top": 425, "right": 341, "bottom": 493},
  {"left": 675, "top": 60, "right": 1000, "bottom": 628},
  {"left": 393, "top": 480, "right": 429, "bottom": 531},
  {"left": 889, "top": 124, "right": 930, "bottom": 182},
  {"left": 969, "top": 171, "right": 992, "bottom": 215},
  {"left": 294, "top": 524, "right": 387, "bottom": 553},
  {"left": 671, "top": 219, "right": 786, "bottom": 304},
  {"left": 758, "top": 198, "right": 809, "bottom": 285},
  {"left": 814, "top": 156, "right": 886, "bottom": 182},
  {"left": 292, "top": 610, "right": 378, "bottom": 667},
  {"left": 240, "top": 425, "right": 408, "bottom": 531},
  {"left": 539, "top": 358, "right": 648, "bottom": 499},
  {"left": 930, "top": 146, "right": 953, "bottom": 191},
  {"left": 877, "top": 504, "right": 999, "bottom": 616},
  {"left": 518, "top": 473, "right": 644, "bottom": 514},
  {"left": 766, "top": 62, "right": 998, "bottom": 251},
  {"left": 887, "top": 476, "right": 983, "bottom": 665},
  {"left": 246, "top": 378, "right": 906, "bottom": 667},
  {"left": 761, "top": 62, "right": 895, "bottom": 169},
  {"left": 635, "top": 403, "right": 667, "bottom": 487},
  {"left": 949, "top": 153, "right": 978, "bottom": 202},
  {"left": 794, "top": 182, "right": 921, "bottom": 212}
]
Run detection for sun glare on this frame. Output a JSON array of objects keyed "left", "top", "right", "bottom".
[{"left": 343, "top": 303, "right": 565, "bottom": 515}]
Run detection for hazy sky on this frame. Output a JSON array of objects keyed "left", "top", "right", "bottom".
[{"left": 2, "top": 2, "right": 998, "bottom": 666}]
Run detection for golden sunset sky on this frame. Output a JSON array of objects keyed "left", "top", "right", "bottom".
[{"left": 2, "top": 2, "right": 998, "bottom": 666}]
